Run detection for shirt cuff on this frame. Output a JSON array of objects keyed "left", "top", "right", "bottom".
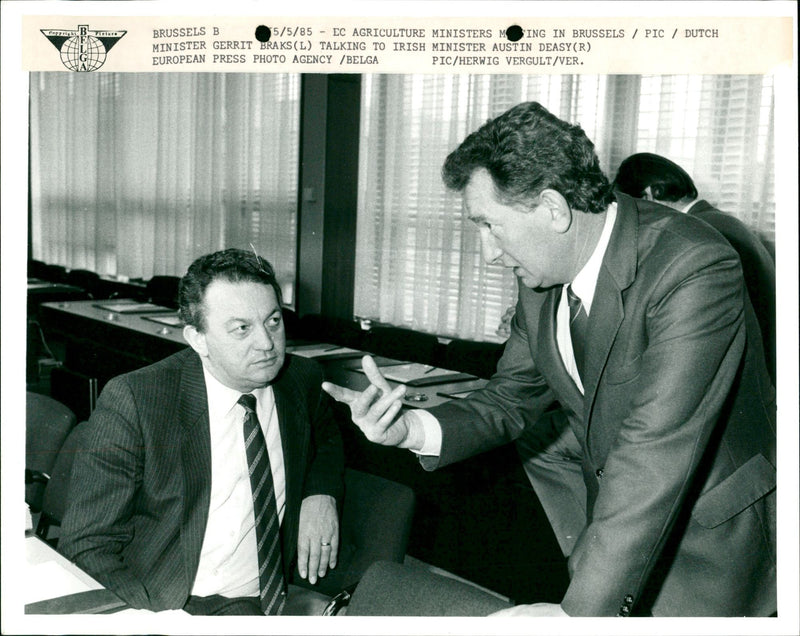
[{"left": 407, "top": 409, "right": 442, "bottom": 456}]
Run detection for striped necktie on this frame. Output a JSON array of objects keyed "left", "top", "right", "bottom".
[
  {"left": 566, "top": 285, "right": 588, "bottom": 379},
  {"left": 238, "top": 393, "right": 286, "bottom": 615}
]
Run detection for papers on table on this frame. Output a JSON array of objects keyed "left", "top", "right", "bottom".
[
  {"left": 24, "top": 562, "right": 98, "bottom": 605},
  {"left": 141, "top": 314, "right": 183, "bottom": 327},
  {"left": 93, "top": 300, "right": 173, "bottom": 314},
  {"left": 356, "top": 362, "right": 478, "bottom": 387},
  {"left": 288, "top": 343, "right": 363, "bottom": 360}
]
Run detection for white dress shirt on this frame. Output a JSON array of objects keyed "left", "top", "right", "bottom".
[
  {"left": 191, "top": 367, "right": 286, "bottom": 598},
  {"left": 415, "top": 203, "right": 617, "bottom": 455},
  {"left": 555, "top": 202, "right": 616, "bottom": 393}
]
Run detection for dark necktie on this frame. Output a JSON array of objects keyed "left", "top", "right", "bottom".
[
  {"left": 566, "top": 285, "right": 588, "bottom": 379},
  {"left": 238, "top": 393, "right": 286, "bottom": 615}
]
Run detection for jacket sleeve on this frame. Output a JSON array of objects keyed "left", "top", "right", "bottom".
[
  {"left": 300, "top": 360, "right": 345, "bottom": 502},
  {"left": 561, "top": 243, "right": 747, "bottom": 616},
  {"left": 421, "top": 286, "right": 558, "bottom": 470},
  {"left": 58, "top": 377, "right": 153, "bottom": 609}
]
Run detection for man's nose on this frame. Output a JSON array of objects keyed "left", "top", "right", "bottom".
[
  {"left": 480, "top": 229, "right": 503, "bottom": 264},
  {"left": 254, "top": 324, "right": 275, "bottom": 351}
]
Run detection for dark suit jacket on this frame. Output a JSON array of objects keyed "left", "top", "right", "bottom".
[
  {"left": 423, "top": 194, "right": 776, "bottom": 616},
  {"left": 687, "top": 199, "right": 776, "bottom": 383},
  {"left": 59, "top": 348, "right": 345, "bottom": 611}
]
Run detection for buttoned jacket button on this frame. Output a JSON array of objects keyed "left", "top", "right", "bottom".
[
  {"left": 595, "top": 468, "right": 604, "bottom": 478},
  {"left": 624, "top": 594, "right": 634, "bottom": 604}
]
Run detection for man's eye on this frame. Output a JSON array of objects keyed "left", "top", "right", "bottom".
[{"left": 268, "top": 315, "right": 282, "bottom": 328}]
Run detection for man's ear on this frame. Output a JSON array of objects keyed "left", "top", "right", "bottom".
[
  {"left": 183, "top": 325, "right": 208, "bottom": 357},
  {"left": 538, "top": 189, "right": 572, "bottom": 233}
]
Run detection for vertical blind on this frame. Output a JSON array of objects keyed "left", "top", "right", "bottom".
[
  {"left": 29, "top": 72, "right": 301, "bottom": 299},
  {"left": 354, "top": 73, "right": 776, "bottom": 342}
]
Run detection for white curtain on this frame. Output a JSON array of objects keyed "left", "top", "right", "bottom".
[
  {"left": 29, "top": 72, "right": 301, "bottom": 299},
  {"left": 354, "top": 73, "right": 775, "bottom": 342}
]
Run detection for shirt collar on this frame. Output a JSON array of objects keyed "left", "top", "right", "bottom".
[
  {"left": 202, "top": 365, "right": 244, "bottom": 422},
  {"left": 201, "top": 365, "right": 273, "bottom": 422},
  {"left": 680, "top": 199, "right": 699, "bottom": 214},
  {"left": 568, "top": 202, "right": 617, "bottom": 315}
]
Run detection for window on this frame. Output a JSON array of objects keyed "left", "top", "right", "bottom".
[
  {"left": 354, "top": 73, "right": 775, "bottom": 342},
  {"left": 29, "top": 72, "right": 301, "bottom": 301}
]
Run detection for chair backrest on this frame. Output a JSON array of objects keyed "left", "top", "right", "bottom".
[
  {"left": 49, "top": 366, "right": 98, "bottom": 424},
  {"left": 40, "top": 264, "right": 69, "bottom": 284},
  {"left": 146, "top": 275, "right": 181, "bottom": 309},
  {"left": 294, "top": 468, "right": 415, "bottom": 598},
  {"left": 37, "top": 421, "right": 90, "bottom": 541},
  {"left": 298, "top": 313, "right": 366, "bottom": 350},
  {"left": 28, "top": 259, "right": 48, "bottom": 280},
  {"left": 363, "top": 326, "right": 440, "bottom": 365},
  {"left": 281, "top": 307, "right": 302, "bottom": 341},
  {"left": 26, "top": 392, "right": 77, "bottom": 512},
  {"left": 66, "top": 269, "right": 102, "bottom": 299}
]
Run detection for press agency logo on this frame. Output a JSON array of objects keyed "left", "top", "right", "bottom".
[{"left": 41, "top": 25, "right": 126, "bottom": 72}]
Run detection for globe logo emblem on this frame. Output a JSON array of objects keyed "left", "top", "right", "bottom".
[
  {"left": 41, "top": 25, "right": 126, "bottom": 72},
  {"left": 60, "top": 32, "right": 107, "bottom": 72}
]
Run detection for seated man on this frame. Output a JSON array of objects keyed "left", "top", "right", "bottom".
[
  {"left": 59, "top": 248, "right": 345, "bottom": 615},
  {"left": 612, "top": 152, "right": 776, "bottom": 382}
]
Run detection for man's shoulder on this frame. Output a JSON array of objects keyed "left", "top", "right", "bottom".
[
  {"left": 106, "top": 348, "right": 198, "bottom": 390},
  {"left": 633, "top": 197, "right": 734, "bottom": 257},
  {"left": 690, "top": 201, "right": 765, "bottom": 246},
  {"left": 279, "top": 353, "right": 324, "bottom": 387}
]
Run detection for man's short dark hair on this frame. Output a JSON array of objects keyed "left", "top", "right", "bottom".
[
  {"left": 612, "top": 152, "right": 698, "bottom": 203},
  {"left": 178, "top": 248, "right": 283, "bottom": 331},
  {"left": 441, "top": 101, "right": 612, "bottom": 215}
]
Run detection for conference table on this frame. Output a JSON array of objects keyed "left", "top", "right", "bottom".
[
  {"left": 289, "top": 343, "right": 487, "bottom": 409},
  {"left": 38, "top": 299, "right": 488, "bottom": 409}
]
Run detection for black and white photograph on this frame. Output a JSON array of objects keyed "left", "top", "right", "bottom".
[{"left": 2, "top": 2, "right": 797, "bottom": 635}]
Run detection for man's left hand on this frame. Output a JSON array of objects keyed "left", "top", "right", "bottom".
[
  {"left": 297, "top": 494, "right": 339, "bottom": 584},
  {"left": 489, "top": 603, "right": 569, "bottom": 617}
]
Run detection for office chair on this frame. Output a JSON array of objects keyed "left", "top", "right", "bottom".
[
  {"left": 28, "top": 259, "right": 48, "bottom": 280},
  {"left": 49, "top": 366, "right": 98, "bottom": 424},
  {"left": 346, "top": 560, "right": 512, "bottom": 616},
  {"left": 25, "top": 392, "right": 77, "bottom": 514},
  {"left": 145, "top": 275, "right": 181, "bottom": 309},
  {"left": 39, "top": 264, "right": 70, "bottom": 284},
  {"left": 65, "top": 269, "right": 102, "bottom": 299},
  {"left": 442, "top": 338, "right": 504, "bottom": 379},
  {"left": 35, "top": 421, "right": 88, "bottom": 543},
  {"left": 363, "top": 325, "right": 440, "bottom": 365},
  {"left": 293, "top": 468, "right": 415, "bottom": 600},
  {"left": 281, "top": 307, "right": 302, "bottom": 341}
]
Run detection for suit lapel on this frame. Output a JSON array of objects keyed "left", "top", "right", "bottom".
[
  {"left": 582, "top": 196, "right": 638, "bottom": 431},
  {"left": 272, "top": 361, "right": 308, "bottom": 567},
  {"left": 177, "top": 353, "right": 212, "bottom": 592}
]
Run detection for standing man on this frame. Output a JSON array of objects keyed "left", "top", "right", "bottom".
[
  {"left": 612, "top": 152, "right": 776, "bottom": 383},
  {"left": 326, "top": 102, "right": 776, "bottom": 617},
  {"left": 60, "top": 248, "right": 345, "bottom": 615}
]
